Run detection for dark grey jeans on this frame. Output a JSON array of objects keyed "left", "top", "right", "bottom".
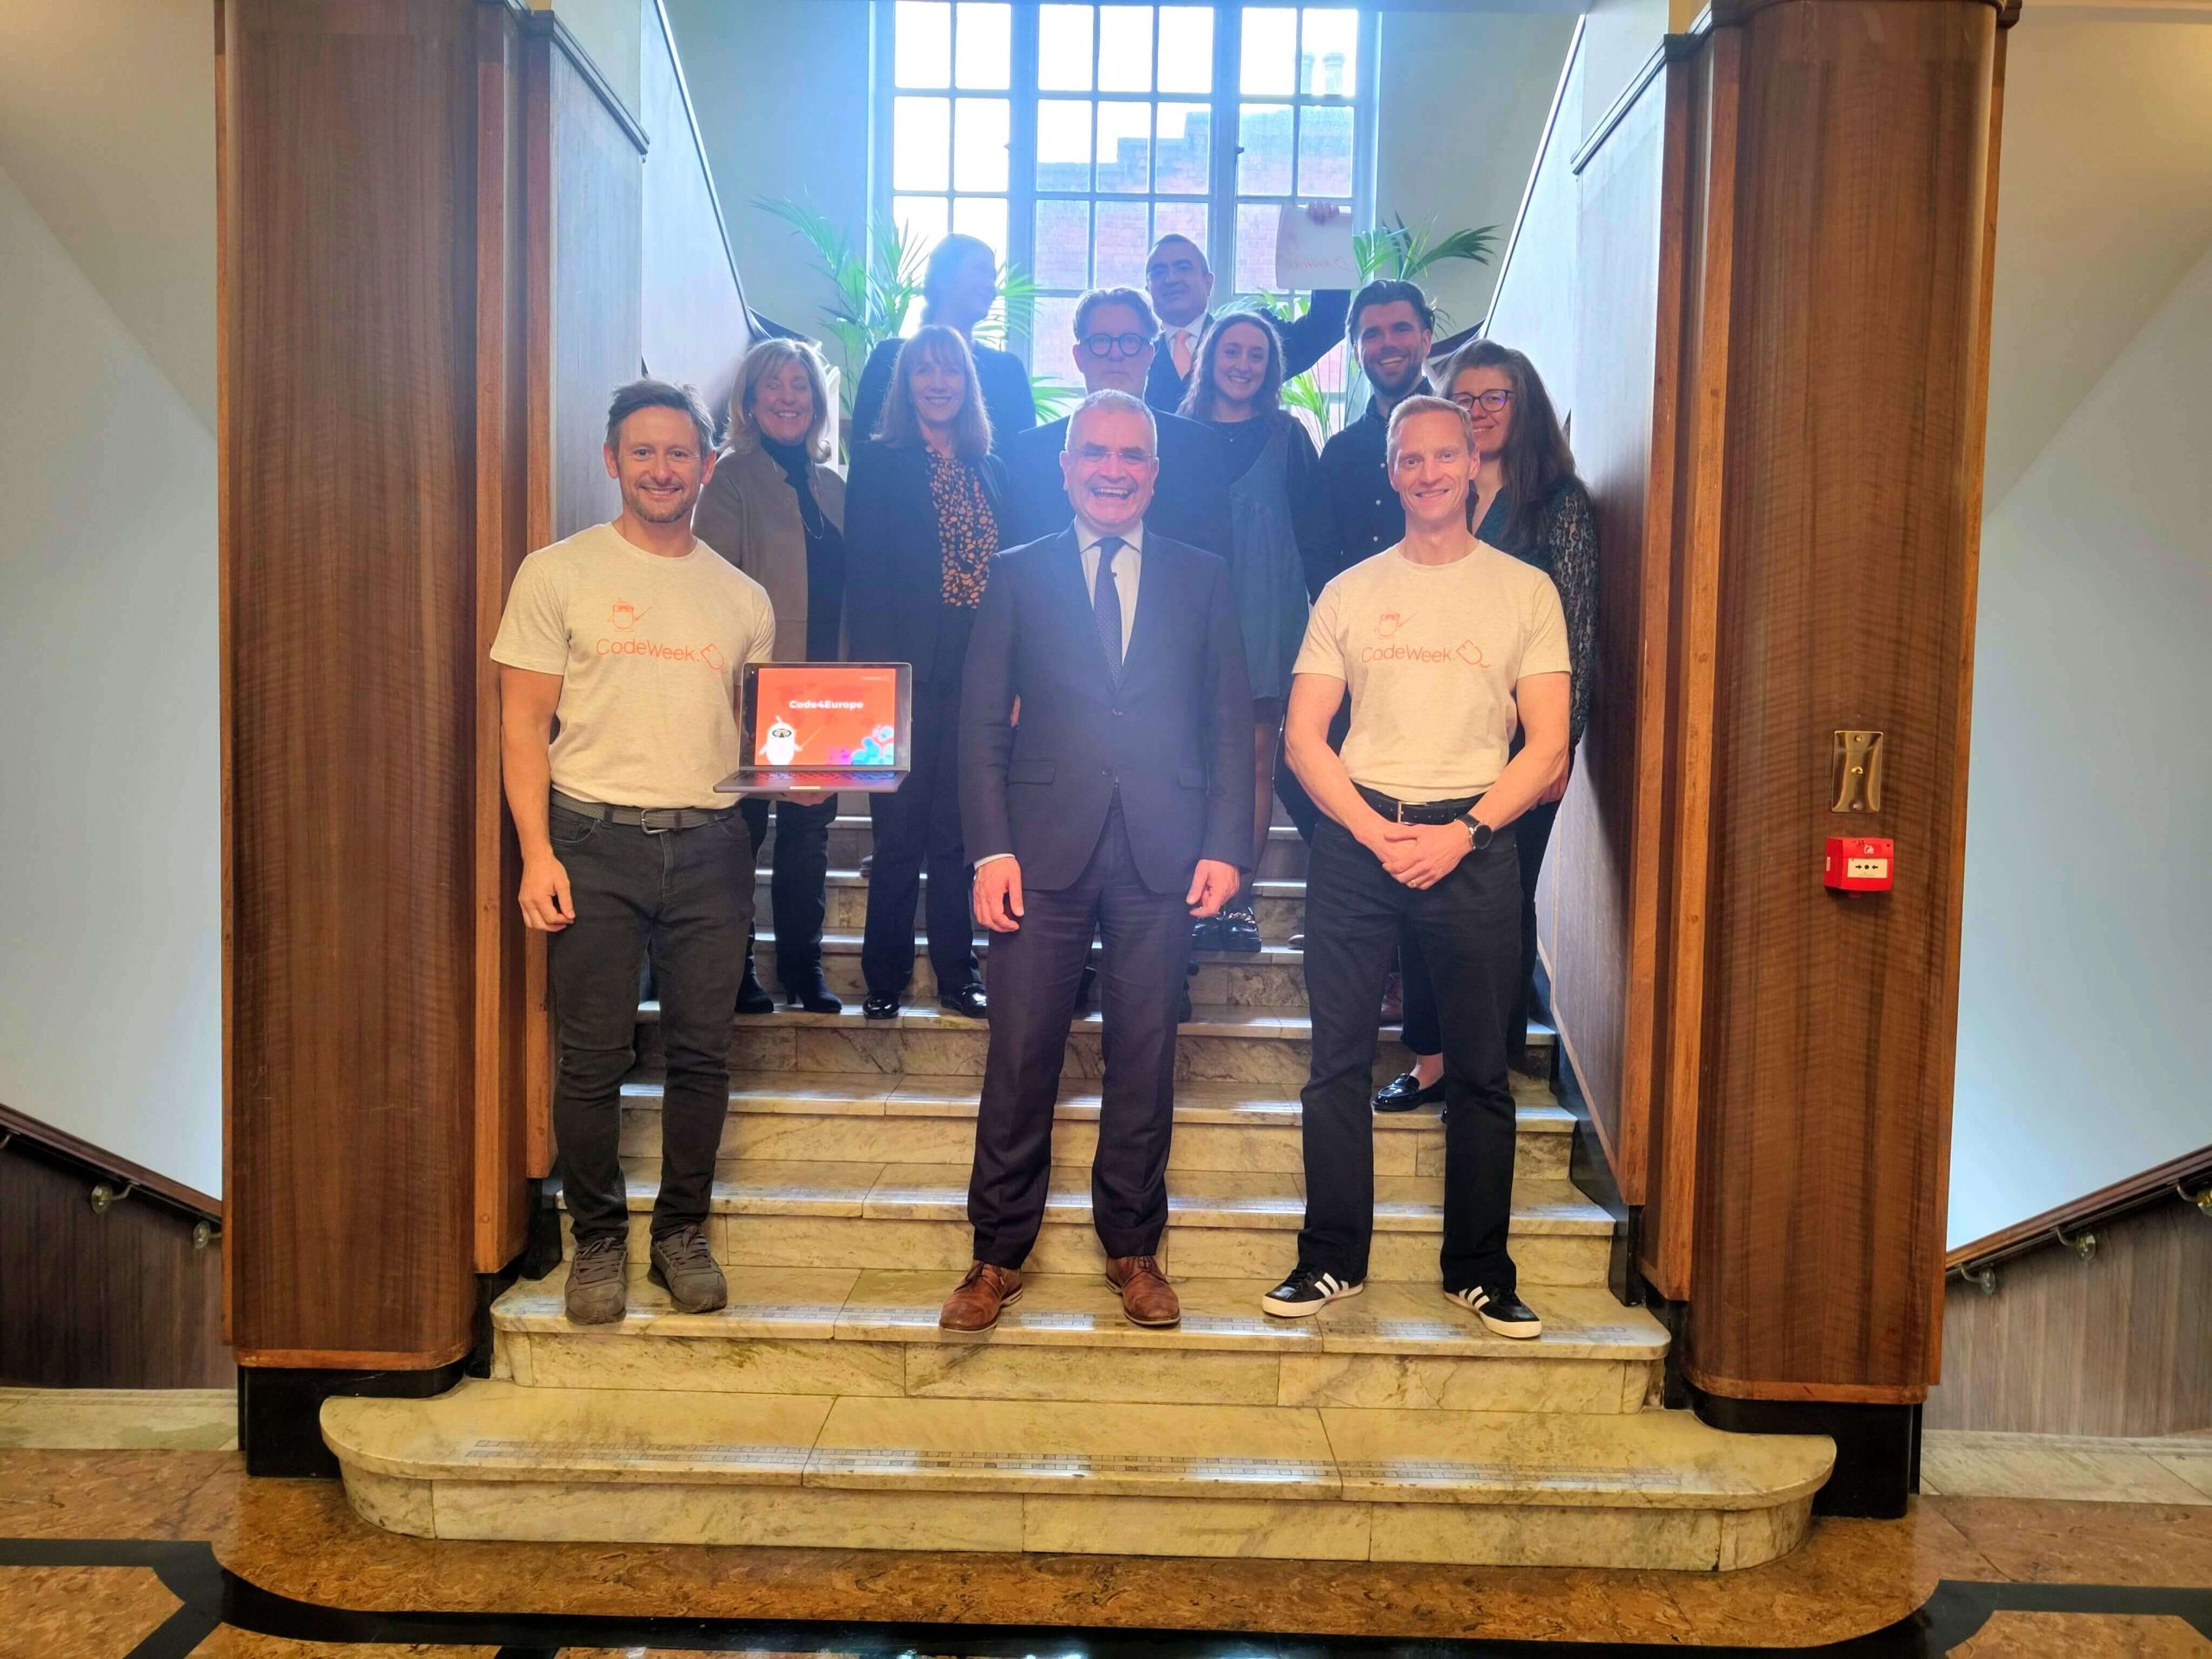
[
  {"left": 545, "top": 800, "right": 753, "bottom": 1244},
  {"left": 1297, "top": 817, "right": 1522, "bottom": 1292}
]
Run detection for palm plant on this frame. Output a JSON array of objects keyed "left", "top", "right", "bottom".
[{"left": 1266, "top": 213, "right": 1500, "bottom": 441}]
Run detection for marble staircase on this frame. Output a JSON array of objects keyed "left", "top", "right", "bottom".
[{"left": 325, "top": 799, "right": 1834, "bottom": 1567}]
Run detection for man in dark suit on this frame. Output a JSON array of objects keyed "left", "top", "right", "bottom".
[
  {"left": 1141, "top": 224, "right": 1352, "bottom": 414},
  {"left": 942, "top": 390, "right": 1254, "bottom": 1334},
  {"left": 1001, "top": 289, "right": 1233, "bottom": 562}
]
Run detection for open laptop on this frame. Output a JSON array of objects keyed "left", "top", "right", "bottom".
[{"left": 718, "top": 661, "right": 912, "bottom": 794}]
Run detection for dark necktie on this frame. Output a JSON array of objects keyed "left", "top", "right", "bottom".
[{"left": 1092, "top": 536, "right": 1125, "bottom": 677}]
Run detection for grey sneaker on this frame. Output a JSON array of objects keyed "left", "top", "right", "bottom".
[
  {"left": 564, "top": 1233, "right": 628, "bottom": 1325},
  {"left": 649, "top": 1223, "right": 728, "bottom": 1313}
]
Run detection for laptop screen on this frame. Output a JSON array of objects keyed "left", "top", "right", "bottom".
[{"left": 747, "top": 664, "right": 903, "bottom": 770}]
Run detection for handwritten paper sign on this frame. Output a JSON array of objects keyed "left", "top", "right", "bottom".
[{"left": 1274, "top": 203, "right": 1359, "bottom": 289}]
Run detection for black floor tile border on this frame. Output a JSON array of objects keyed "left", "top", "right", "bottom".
[{"left": 3, "top": 1537, "right": 2209, "bottom": 1657}]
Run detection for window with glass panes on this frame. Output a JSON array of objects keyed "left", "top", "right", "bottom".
[{"left": 881, "top": 4, "right": 1370, "bottom": 385}]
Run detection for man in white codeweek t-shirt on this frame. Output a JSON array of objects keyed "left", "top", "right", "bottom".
[
  {"left": 491, "top": 378, "right": 781, "bottom": 1329},
  {"left": 1260, "top": 396, "right": 1572, "bottom": 1338}
]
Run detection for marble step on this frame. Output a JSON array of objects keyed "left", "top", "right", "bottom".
[
  {"left": 322, "top": 1379, "right": 1832, "bottom": 1567},
  {"left": 745, "top": 928, "right": 1314, "bottom": 1010},
  {"left": 491, "top": 1269, "right": 1666, "bottom": 1414},
  {"left": 768, "top": 870, "right": 1312, "bottom": 944},
  {"left": 614, "top": 1072, "right": 1575, "bottom": 1182},
  {"left": 761, "top": 818, "right": 1312, "bottom": 880},
  {"left": 637, "top": 999, "right": 1554, "bottom": 1091},
  {"left": 558, "top": 1160, "right": 1618, "bottom": 1287}
]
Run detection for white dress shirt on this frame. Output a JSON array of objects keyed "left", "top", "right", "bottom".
[
  {"left": 972, "top": 518, "right": 1146, "bottom": 872},
  {"left": 1076, "top": 518, "right": 1144, "bottom": 660}
]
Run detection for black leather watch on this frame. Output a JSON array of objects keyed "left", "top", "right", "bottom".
[{"left": 1455, "top": 811, "right": 1493, "bottom": 851}]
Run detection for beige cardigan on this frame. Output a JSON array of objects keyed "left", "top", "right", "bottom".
[{"left": 693, "top": 440, "right": 847, "bottom": 661}]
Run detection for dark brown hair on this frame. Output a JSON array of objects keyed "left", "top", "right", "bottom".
[
  {"left": 1345, "top": 277, "right": 1436, "bottom": 345},
  {"left": 874, "top": 324, "right": 993, "bottom": 460},
  {"left": 1179, "top": 312, "right": 1286, "bottom": 423},
  {"left": 605, "top": 378, "right": 714, "bottom": 452},
  {"left": 1439, "top": 338, "right": 1579, "bottom": 551}
]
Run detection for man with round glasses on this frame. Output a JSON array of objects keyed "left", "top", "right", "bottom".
[{"left": 1002, "top": 287, "right": 1233, "bottom": 563}]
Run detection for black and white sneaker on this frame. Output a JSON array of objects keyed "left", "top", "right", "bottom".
[
  {"left": 1446, "top": 1284, "right": 1543, "bottom": 1339},
  {"left": 1261, "top": 1263, "right": 1363, "bottom": 1319}
]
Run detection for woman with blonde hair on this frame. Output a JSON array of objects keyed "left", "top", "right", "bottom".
[
  {"left": 844, "top": 325, "right": 1007, "bottom": 1020},
  {"left": 693, "top": 337, "right": 847, "bottom": 1014}
]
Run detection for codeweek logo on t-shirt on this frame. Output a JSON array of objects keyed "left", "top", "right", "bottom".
[
  {"left": 1358, "top": 608, "right": 1492, "bottom": 670},
  {"left": 595, "top": 598, "right": 727, "bottom": 673}
]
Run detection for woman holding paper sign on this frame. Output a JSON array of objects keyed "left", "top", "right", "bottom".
[{"left": 1179, "top": 313, "right": 1335, "bottom": 951}]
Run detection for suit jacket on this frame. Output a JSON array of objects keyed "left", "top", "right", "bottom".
[
  {"left": 1142, "top": 289, "right": 1353, "bottom": 413},
  {"left": 960, "top": 527, "right": 1253, "bottom": 895},
  {"left": 842, "top": 440, "right": 1008, "bottom": 686},
  {"left": 1001, "top": 410, "right": 1234, "bottom": 563},
  {"left": 850, "top": 336, "right": 1037, "bottom": 454}
]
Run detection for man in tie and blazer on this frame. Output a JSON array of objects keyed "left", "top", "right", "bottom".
[
  {"left": 942, "top": 390, "right": 1254, "bottom": 1333},
  {"left": 1001, "top": 288, "right": 1234, "bottom": 563},
  {"left": 1141, "top": 223, "right": 1352, "bottom": 414}
]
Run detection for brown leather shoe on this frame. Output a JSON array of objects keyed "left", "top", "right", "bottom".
[
  {"left": 938, "top": 1262, "right": 1024, "bottom": 1332},
  {"left": 1106, "top": 1255, "right": 1180, "bottom": 1327}
]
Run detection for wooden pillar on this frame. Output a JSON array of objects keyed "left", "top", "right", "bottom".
[
  {"left": 1661, "top": 0, "right": 2006, "bottom": 1509},
  {"left": 218, "top": 0, "right": 536, "bottom": 1465}
]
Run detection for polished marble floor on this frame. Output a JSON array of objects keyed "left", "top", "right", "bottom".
[{"left": 0, "top": 1390, "right": 2206, "bottom": 1656}]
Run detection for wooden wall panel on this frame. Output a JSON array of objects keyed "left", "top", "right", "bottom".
[
  {"left": 1686, "top": 0, "right": 1997, "bottom": 1402},
  {"left": 1641, "top": 31, "right": 1740, "bottom": 1303},
  {"left": 474, "top": 0, "right": 532, "bottom": 1273},
  {"left": 639, "top": 0, "right": 754, "bottom": 424},
  {"left": 530, "top": 32, "right": 642, "bottom": 549},
  {"left": 220, "top": 0, "right": 482, "bottom": 1367},
  {"left": 519, "top": 23, "right": 645, "bottom": 1179},
  {"left": 1929, "top": 1201, "right": 2212, "bottom": 1437},
  {"left": 1535, "top": 60, "right": 1672, "bottom": 1205},
  {"left": 0, "top": 1151, "right": 233, "bottom": 1389}
]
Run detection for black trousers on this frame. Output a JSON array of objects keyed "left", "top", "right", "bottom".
[
  {"left": 967, "top": 802, "right": 1191, "bottom": 1267},
  {"left": 1402, "top": 798, "right": 1559, "bottom": 1070},
  {"left": 1298, "top": 817, "right": 1521, "bottom": 1291},
  {"left": 741, "top": 793, "right": 838, "bottom": 993},
  {"left": 546, "top": 801, "right": 753, "bottom": 1244},
  {"left": 863, "top": 668, "right": 978, "bottom": 999}
]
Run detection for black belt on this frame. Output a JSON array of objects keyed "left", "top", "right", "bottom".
[
  {"left": 1356, "top": 785, "right": 1483, "bottom": 825},
  {"left": 550, "top": 789, "right": 734, "bottom": 834}
]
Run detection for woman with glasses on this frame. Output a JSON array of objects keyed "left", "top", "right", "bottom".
[
  {"left": 1178, "top": 312, "right": 1333, "bottom": 951},
  {"left": 843, "top": 326, "right": 1007, "bottom": 1021},
  {"left": 1374, "top": 340, "right": 1599, "bottom": 1113},
  {"left": 693, "top": 339, "right": 848, "bottom": 1014},
  {"left": 851, "top": 234, "right": 1037, "bottom": 454}
]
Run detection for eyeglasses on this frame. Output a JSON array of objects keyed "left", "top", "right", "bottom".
[
  {"left": 1080, "top": 332, "right": 1152, "bottom": 359},
  {"left": 1451, "top": 389, "right": 1515, "bottom": 413}
]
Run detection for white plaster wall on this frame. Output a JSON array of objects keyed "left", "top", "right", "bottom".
[
  {"left": 1949, "top": 239, "right": 2212, "bottom": 1247},
  {"left": 663, "top": 0, "right": 876, "bottom": 348},
  {"left": 0, "top": 164, "right": 222, "bottom": 1197},
  {"left": 1374, "top": 8, "right": 1579, "bottom": 334}
]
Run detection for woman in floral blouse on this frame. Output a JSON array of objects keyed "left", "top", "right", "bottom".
[{"left": 843, "top": 326, "right": 1007, "bottom": 1022}]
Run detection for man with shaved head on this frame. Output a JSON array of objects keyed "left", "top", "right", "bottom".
[
  {"left": 1141, "top": 215, "right": 1351, "bottom": 413},
  {"left": 943, "top": 389, "right": 1254, "bottom": 1336}
]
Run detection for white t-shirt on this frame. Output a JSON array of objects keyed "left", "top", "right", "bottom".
[
  {"left": 1293, "top": 539, "right": 1570, "bottom": 799},
  {"left": 490, "top": 521, "right": 776, "bottom": 809}
]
